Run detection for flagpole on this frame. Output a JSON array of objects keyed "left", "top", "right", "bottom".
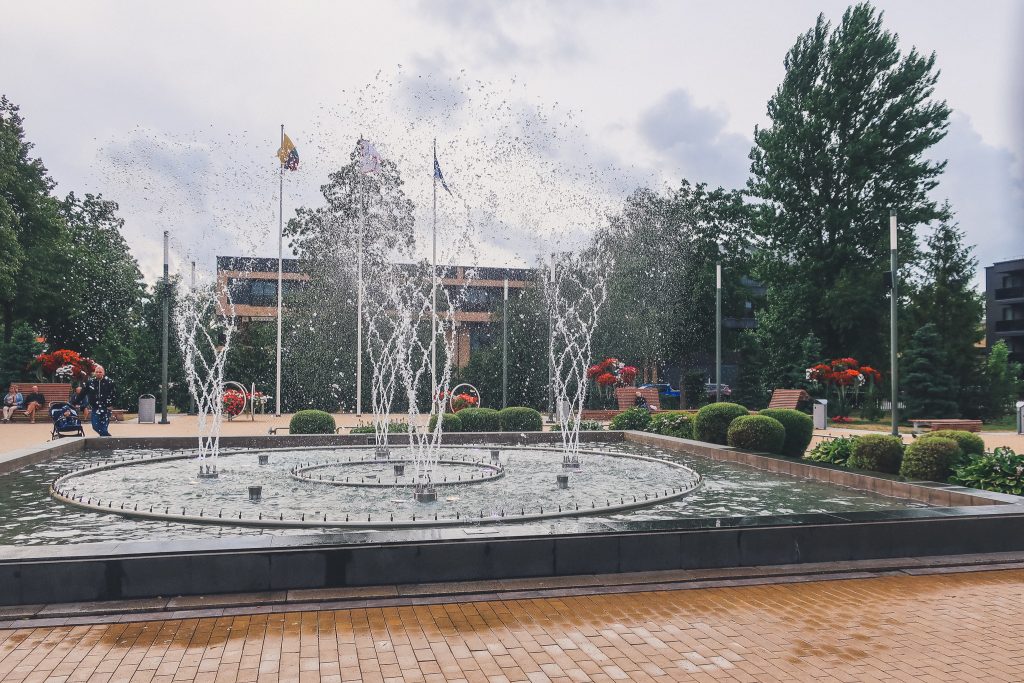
[
  {"left": 431, "top": 138, "right": 438, "bottom": 404},
  {"left": 275, "top": 124, "right": 284, "bottom": 418},
  {"left": 356, "top": 143, "right": 364, "bottom": 417},
  {"left": 356, "top": 158, "right": 364, "bottom": 418}
]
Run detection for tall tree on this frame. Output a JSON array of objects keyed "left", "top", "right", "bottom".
[
  {"left": 0, "top": 95, "right": 66, "bottom": 342},
  {"left": 282, "top": 142, "right": 416, "bottom": 413},
  {"left": 594, "top": 180, "right": 752, "bottom": 377},
  {"left": 46, "top": 192, "right": 146, "bottom": 353},
  {"left": 748, "top": 3, "right": 951, "bottom": 362},
  {"left": 902, "top": 323, "right": 959, "bottom": 419},
  {"left": 906, "top": 209, "right": 983, "bottom": 414}
]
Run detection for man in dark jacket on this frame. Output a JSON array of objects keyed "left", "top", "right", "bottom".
[{"left": 82, "top": 365, "right": 116, "bottom": 436}]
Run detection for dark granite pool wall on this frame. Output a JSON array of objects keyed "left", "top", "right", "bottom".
[{"left": 1, "top": 429, "right": 1023, "bottom": 605}]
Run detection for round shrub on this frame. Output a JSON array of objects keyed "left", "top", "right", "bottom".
[
  {"left": 693, "top": 402, "right": 749, "bottom": 445},
  {"left": 848, "top": 434, "right": 904, "bottom": 473},
  {"left": 457, "top": 407, "right": 500, "bottom": 432},
  {"left": 758, "top": 408, "right": 814, "bottom": 457},
  {"left": 929, "top": 430, "right": 985, "bottom": 457},
  {"left": 498, "top": 407, "right": 543, "bottom": 432},
  {"left": 726, "top": 415, "right": 786, "bottom": 453},
  {"left": 289, "top": 410, "right": 335, "bottom": 435},
  {"left": 428, "top": 412, "right": 462, "bottom": 433},
  {"left": 349, "top": 420, "right": 408, "bottom": 434},
  {"left": 900, "top": 436, "right": 962, "bottom": 482},
  {"left": 610, "top": 407, "right": 652, "bottom": 431},
  {"left": 647, "top": 411, "right": 693, "bottom": 439},
  {"left": 551, "top": 420, "right": 603, "bottom": 431}
]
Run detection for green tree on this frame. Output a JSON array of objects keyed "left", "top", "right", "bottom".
[
  {"left": 902, "top": 323, "right": 958, "bottom": 419},
  {"left": 748, "top": 3, "right": 951, "bottom": 362},
  {"left": 45, "top": 192, "right": 146, "bottom": 353},
  {"left": 224, "top": 322, "right": 276, "bottom": 395},
  {"left": 281, "top": 142, "right": 416, "bottom": 413},
  {"left": 906, "top": 210, "right": 984, "bottom": 414},
  {"left": 0, "top": 95, "right": 67, "bottom": 342},
  {"left": 594, "top": 180, "right": 751, "bottom": 376},
  {"left": 982, "top": 340, "right": 1023, "bottom": 420},
  {"left": 0, "top": 322, "right": 43, "bottom": 389},
  {"left": 458, "top": 281, "right": 549, "bottom": 411}
]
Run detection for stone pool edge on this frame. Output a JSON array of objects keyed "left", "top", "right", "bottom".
[{"left": 0, "top": 430, "right": 1022, "bottom": 606}]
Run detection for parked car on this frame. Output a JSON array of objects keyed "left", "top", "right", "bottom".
[
  {"left": 705, "top": 382, "right": 732, "bottom": 399},
  {"left": 639, "top": 383, "right": 680, "bottom": 398}
]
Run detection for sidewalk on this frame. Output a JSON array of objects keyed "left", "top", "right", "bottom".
[{"left": 0, "top": 412, "right": 427, "bottom": 457}]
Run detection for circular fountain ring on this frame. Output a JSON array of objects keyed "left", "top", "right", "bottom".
[
  {"left": 48, "top": 445, "right": 703, "bottom": 529},
  {"left": 291, "top": 457, "right": 504, "bottom": 488}
]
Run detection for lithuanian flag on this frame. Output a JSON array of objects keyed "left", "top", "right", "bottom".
[{"left": 277, "top": 134, "right": 299, "bottom": 170}]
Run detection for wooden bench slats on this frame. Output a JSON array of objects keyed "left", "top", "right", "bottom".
[
  {"left": 615, "top": 387, "right": 660, "bottom": 411},
  {"left": 767, "top": 389, "right": 810, "bottom": 410}
]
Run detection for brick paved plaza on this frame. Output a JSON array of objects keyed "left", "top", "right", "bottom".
[{"left": 0, "top": 569, "right": 1020, "bottom": 683}]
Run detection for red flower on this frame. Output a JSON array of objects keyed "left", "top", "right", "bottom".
[
  {"left": 587, "top": 364, "right": 603, "bottom": 379},
  {"left": 596, "top": 372, "right": 617, "bottom": 387},
  {"left": 223, "top": 389, "right": 245, "bottom": 417},
  {"left": 36, "top": 350, "right": 95, "bottom": 379},
  {"left": 620, "top": 366, "right": 638, "bottom": 384}
]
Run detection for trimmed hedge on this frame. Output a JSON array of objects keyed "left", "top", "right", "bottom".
[
  {"left": 289, "top": 410, "right": 336, "bottom": 435},
  {"left": 726, "top": 415, "right": 786, "bottom": 453},
  {"left": 848, "top": 434, "right": 904, "bottom": 474},
  {"left": 647, "top": 411, "right": 693, "bottom": 439},
  {"left": 428, "top": 412, "right": 462, "bottom": 433},
  {"left": 758, "top": 408, "right": 814, "bottom": 457},
  {"left": 610, "top": 407, "right": 652, "bottom": 431},
  {"left": 457, "top": 407, "right": 500, "bottom": 432},
  {"left": 901, "top": 436, "right": 962, "bottom": 482},
  {"left": 349, "top": 421, "right": 409, "bottom": 434},
  {"left": 498, "top": 407, "right": 543, "bottom": 432},
  {"left": 694, "top": 402, "right": 749, "bottom": 445},
  {"left": 929, "top": 430, "right": 985, "bottom": 457},
  {"left": 551, "top": 420, "right": 603, "bottom": 431}
]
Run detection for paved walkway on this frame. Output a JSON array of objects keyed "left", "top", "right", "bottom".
[
  {"left": 0, "top": 569, "right": 1022, "bottom": 682},
  {"left": 1, "top": 414, "right": 1021, "bottom": 458}
]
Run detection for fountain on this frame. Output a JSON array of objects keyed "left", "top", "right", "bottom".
[
  {"left": 174, "top": 282, "right": 237, "bottom": 473},
  {"left": 546, "top": 251, "right": 610, "bottom": 468}
]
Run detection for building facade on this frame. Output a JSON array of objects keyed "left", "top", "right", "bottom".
[
  {"left": 986, "top": 257, "right": 1024, "bottom": 369},
  {"left": 215, "top": 256, "right": 537, "bottom": 368}
]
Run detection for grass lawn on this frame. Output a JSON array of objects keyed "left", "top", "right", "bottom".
[{"left": 831, "top": 413, "right": 1018, "bottom": 433}]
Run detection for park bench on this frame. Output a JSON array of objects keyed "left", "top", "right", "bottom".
[
  {"left": 5, "top": 382, "right": 126, "bottom": 423},
  {"left": 910, "top": 419, "right": 983, "bottom": 433},
  {"left": 767, "top": 389, "right": 811, "bottom": 410},
  {"left": 615, "top": 387, "right": 661, "bottom": 412}
]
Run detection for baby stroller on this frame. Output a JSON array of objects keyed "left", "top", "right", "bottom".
[{"left": 50, "top": 402, "right": 84, "bottom": 439}]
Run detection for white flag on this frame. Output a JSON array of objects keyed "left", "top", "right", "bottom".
[{"left": 357, "top": 139, "right": 382, "bottom": 174}]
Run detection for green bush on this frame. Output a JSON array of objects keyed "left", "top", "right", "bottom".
[
  {"left": 428, "top": 412, "right": 463, "bottom": 433},
  {"left": 848, "top": 434, "right": 904, "bottom": 474},
  {"left": 646, "top": 411, "right": 693, "bottom": 439},
  {"left": 289, "top": 410, "right": 336, "bottom": 435},
  {"left": 804, "top": 436, "right": 856, "bottom": 466},
  {"left": 349, "top": 421, "right": 409, "bottom": 434},
  {"left": 457, "top": 407, "right": 500, "bottom": 432},
  {"left": 693, "top": 402, "right": 749, "bottom": 444},
  {"left": 551, "top": 420, "right": 603, "bottom": 431},
  {"left": 928, "top": 430, "right": 985, "bottom": 457},
  {"left": 726, "top": 415, "right": 786, "bottom": 453},
  {"left": 498, "top": 407, "right": 543, "bottom": 432},
  {"left": 758, "top": 408, "right": 814, "bottom": 457},
  {"left": 900, "top": 436, "right": 961, "bottom": 481},
  {"left": 610, "top": 407, "right": 652, "bottom": 431},
  {"left": 951, "top": 447, "right": 1023, "bottom": 495}
]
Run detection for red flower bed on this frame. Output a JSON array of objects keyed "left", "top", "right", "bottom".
[
  {"left": 35, "top": 350, "right": 96, "bottom": 381},
  {"left": 223, "top": 389, "right": 245, "bottom": 417}
]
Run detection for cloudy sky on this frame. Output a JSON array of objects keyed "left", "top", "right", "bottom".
[{"left": 3, "top": 0, "right": 1022, "bottom": 286}]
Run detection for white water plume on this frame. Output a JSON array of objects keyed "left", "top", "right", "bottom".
[
  {"left": 547, "top": 251, "right": 610, "bottom": 464},
  {"left": 174, "top": 283, "right": 236, "bottom": 462}
]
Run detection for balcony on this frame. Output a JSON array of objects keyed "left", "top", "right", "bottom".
[
  {"left": 995, "top": 319, "right": 1024, "bottom": 333},
  {"left": 995, "top": 286, "right": 1024, "bottom": 301}
]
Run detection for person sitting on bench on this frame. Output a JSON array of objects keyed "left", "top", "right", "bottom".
[
  {"left": 633, "top": 391, "right": 651, "bottom": 411},
  {"left": 2, "top": 385, "right": 24, "bottom": 423},
  {"left": 22, "top": 385, "right": 46, "bottom": 423}
]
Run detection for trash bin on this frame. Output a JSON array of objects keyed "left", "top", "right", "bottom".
[
  {"left": 138, "top": 394, "right": 156, "bottom": 424},
  {"left": 813, "top": 399, "right": 828, "bottom": 430}
]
